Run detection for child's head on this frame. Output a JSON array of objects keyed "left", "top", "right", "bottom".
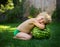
[{"left": 36, "top": 12, "right": 52, "bottom": 24}]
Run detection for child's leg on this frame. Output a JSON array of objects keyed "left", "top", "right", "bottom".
[{"left": 14, "top": 32, "right": 32, "bottom": 40}]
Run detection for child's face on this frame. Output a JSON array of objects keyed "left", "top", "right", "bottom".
[
  {"left": 37, "top": 18, "right": 46, "bottom": 24},
  {"left": 36, "top": 12, "right": 52, "bottom": 24}
]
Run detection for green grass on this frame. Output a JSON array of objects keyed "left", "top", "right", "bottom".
[{"left": 0, "top": 22, "right": 60, "bottom": 47}]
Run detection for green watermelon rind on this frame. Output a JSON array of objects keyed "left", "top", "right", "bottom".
[{"left": 31, "top": 26, "right": 50, "bottom": 39}]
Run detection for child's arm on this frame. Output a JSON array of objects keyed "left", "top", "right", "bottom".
[{"left": 33, "top": 20, "right": 45, "bottom": 29}]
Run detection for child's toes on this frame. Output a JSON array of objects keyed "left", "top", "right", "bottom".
[{"left": 13, "top": 36, "right": 17, "bottom": 39}]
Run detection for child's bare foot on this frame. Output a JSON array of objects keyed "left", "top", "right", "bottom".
[{"left": 13, "top": 36, "right": 17, "bottom": 39}]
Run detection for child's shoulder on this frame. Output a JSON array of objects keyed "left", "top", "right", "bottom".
[
  {"left": 29, "top": 18, "right": 36, "bottom": 21},
  {"left": 24, "top": 18, "right": 35, "bottom": 22},
  {"left": 26, "top": 18, "right": 36, "bottom": 23},
  {"left": 29, "top": 18, "right": 37, "bottom": 23}
]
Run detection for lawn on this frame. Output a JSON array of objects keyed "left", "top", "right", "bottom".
[{"left": 0, "top": 22, "right": 60, "bottom": 47}]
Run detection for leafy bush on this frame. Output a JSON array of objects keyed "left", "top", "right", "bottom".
[
  {"left": 29, "top": 6, "right": 41, "bottom": 18},
  {"left": 0, "top": 0, "right": 25, "bottom": 23},
  {"left": 0, "top": 6, "right": 24, "bottom": 23},
  {"left": 31, "top": 25, "right": 50, "bottom": 39},
  {"left": 52, "top": 9, "right": 57, "bottom": 21},
  {"left": 52, "top": 7, "right": 60, "bottom": 22}
]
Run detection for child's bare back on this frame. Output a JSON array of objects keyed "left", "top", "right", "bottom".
[{"left": 17, "top": 18, "right": 35, "bottom": 33}]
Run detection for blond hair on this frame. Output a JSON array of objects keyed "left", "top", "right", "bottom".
[{"left": 36, "top": 12, "right": 52, "bottom": 23}]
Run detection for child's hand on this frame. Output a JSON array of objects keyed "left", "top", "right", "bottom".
[{"left": 33, "top": 20, "right": 45, "bottom": 29}]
